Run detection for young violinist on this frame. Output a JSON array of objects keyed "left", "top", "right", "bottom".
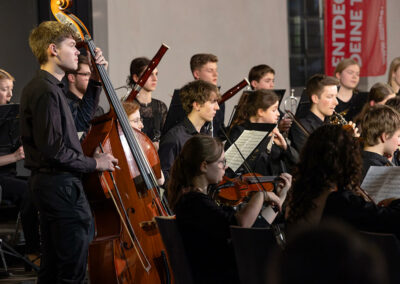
[
  {"left": 20, "top": 21, "right": 118, "bottom": 283},
  {"left": 162, "top": 53, "right": 225, "bottom": 137},
  {"left": 334, "top": 58, "right": 364, "bottom": 121},
  {"left": 388, "top": 57, "right": 400, "bottom": 95},
  {"left": 0, "top": 69, "right": 40, "bottom": 261},
  {"left": 360, "top": 105, "right": 400, "bottom": 179},
  {"left": 168, "top": 135, "right": 291, "bottom": 283},
  {"left": 159, "top": 80, "right": 219, "bottom": 183},
  {"left": 122, "top": 100, "right": 165, "bottom": 185},
  {"left": 246, "top": 64, "right": 292, "bottom": 134},
  {"left": 227, "top": 89, "right": 298, "bottom": 175},
  {"left": 289, "top": 74, "right": 339, "bottom": 152},
  {"left": 286, "top": 124, "right": 400, "bottom": 238},
  {"left": 127, "top": 57, "right": 168, "bottom": 150}
]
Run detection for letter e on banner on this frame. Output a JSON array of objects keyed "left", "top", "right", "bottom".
[{"left": 324, "top": 0, "right": 387, "bottom": 76}]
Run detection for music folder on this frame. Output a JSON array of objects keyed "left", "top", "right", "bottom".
[
  {"left": 0, "top": 104, "right": 20, "bottom": 152},
  {"left": 225, "top": 123, "right": 276, "bottom": 173}
]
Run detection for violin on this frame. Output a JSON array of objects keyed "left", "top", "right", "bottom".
[{"left": 213, "top": 173, "right": 282, "bottom": 206}]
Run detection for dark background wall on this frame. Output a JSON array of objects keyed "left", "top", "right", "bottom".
[{"left": 1, "top": 0, "right": 93, "bottom": 103}]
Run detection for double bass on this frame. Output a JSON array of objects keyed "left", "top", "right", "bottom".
[{"left": 51, "top": 1, "right": 173, "bottom": 283}]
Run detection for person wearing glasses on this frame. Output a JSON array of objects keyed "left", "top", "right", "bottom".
[
  {"left": 65, "top": 54, "right": 105, "bottom": 134},
  {"left": 167, "top": 135, "right": 291, "bottom": 283},
  {"left": 122, "top": 100, "right": 165, "bottom": 186}
]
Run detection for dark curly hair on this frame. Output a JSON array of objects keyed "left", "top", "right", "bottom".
[{"left": 286, "top": 125, "right": 362, "bottom": 224}]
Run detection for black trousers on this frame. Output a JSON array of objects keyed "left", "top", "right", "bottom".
[
  {"left": 0, "top": 174, "right": 40, "bottom": 253},
  {"left": 31, "top": 172, "right": 92, "bottom": 284}
]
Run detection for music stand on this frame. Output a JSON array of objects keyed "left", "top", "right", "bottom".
[{"left": 0, "top": 104, "right": 20, "bottom": 156}]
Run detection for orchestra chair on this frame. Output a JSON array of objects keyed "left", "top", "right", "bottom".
[
  {"left": 230, "top": 226, "right": 279, "bottom": 284},
  {"left": 359, "top": 231, "right": 400, "bottom": 284},
  {"left": 155, "top": 216, "right": 194, "bottom": 284}
]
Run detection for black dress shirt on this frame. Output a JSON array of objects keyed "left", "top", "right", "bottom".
[
  {"left": 361, "top": 150, "right": 390, "bottom": 180},
  {"left": 335, "top": 91, "right": 368, "bottom": 122},
  {"left": 289, "top": 110, "right": 327, "bottom": 152},
  {"left": 64, "top": 79, "right": 103, "bottom": 133},
  {"left": 20, "top": 70, "right": 96, "bottom": 173},
  {"left": 323, "top": 189, "right": 400, "bottom": 238},
  {"left": 175, "top": 191, "right": 240, "bottom": 283},
  {"left": 159, "top": 117, "right": 207, "bottom": 182},
  {"left": 134, "top": 98, "right": 167, "bottom": 142},
  {"left": 162, "top": 88, "right": 225, "bottom": 138}
]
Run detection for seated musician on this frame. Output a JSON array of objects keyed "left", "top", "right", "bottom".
[
  {"left": 289, "top": 74, "right": 339, "bottom": 152},
  {"left": 168, "top": 135, "right": 291, "bottom": 283},
  {"left": 0, "top": 68, "right": 40, "bottom": 261},
  {"left": 285, "top": 124, "right": 400, "bottom": 238},
  {"left": 162, "top": 53, "right": 225, "bottom": 137},
  {"left": 159, "top": 80, "right": 219, "bottom": 183},
  {"left": 247, "top": 64, "right": 292, "bottom": 133},
  {"left": 334, "top": 58, "right": 365, "bottom": 122},
  {"left": 354, "top": 82, "right": 396, "bottom": 127},
  {"left": 122, "top": 100, "right": 165, "bottom": 185},
  {"left": 127, "top": 57, "right": 168, "bottom": 150},
  {"left": 360, "top": 105, "right": 400, "bottom": 179},
  {"left": 65, "top": 54, "right": 105, "bottom": 133},
  {"left": 227, "top": 89, "right": 298, "bottom": 176},
  {"left": 385, "top": 97, "right": 400, "bottom": 166},
  {"left": 388, "top": 57, "right": 400, "bottom": 95}
]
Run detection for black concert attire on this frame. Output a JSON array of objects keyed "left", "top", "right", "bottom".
[
  {"left": 134, "top": 98, "right": 167, "bottom": 142},
  {"left": 64, "top": 79, "right": 103, "bottom": 133},
  {"left": 159, "top": 117, "right": 210, "bottom": 183},
  {"left": 335, "top": 91, "right": 368, "bottom": 122},
  {"left": 162, "top": 89, "right": 225, "bottom": 138},
  {"left": 175, "top": 191, "right": 240, "bottom": 284},
  {"left": 0, "top": 104, "right": 40, "bottom": 255},
  {"left": 361, "top": 150, "right": 390, "bottom": 180},
  {"left": 323, "top": 189, "right": 400, "bottom": 238},
  {"left": 20, "top": 70, "right": 96, "bottom": 283},
  {"left": 289, "top": 110, "right": 328, "bottom": 152},
  {"left": 226, "top": 121, "right": 298, "bottom": 176}
]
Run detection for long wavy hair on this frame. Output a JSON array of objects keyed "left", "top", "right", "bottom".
[
  {"left": 167, "top": 135, "right": 223, "bottom": 211},
  {"left": 286, "top": 125, "right": 362, "bottom": 224}
]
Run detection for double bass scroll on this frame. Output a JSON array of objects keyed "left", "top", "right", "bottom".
[{"left": 51, "top": 1, "right": 173, "bottom": 283}]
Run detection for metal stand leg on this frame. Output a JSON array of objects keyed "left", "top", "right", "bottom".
[{"left": 0, "top": 239, "right": 10, "bottom": 277}]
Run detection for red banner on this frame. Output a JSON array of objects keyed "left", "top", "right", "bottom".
[{"left": 324, "top": 0, "right": 387, "bottom": 76}]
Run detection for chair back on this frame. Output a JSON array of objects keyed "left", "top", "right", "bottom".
[
  {"left": 359, "top": 231, "right": 400, "bottom": 284},
  {"left": 230, "top": 226, "right": 279, "bottom": 284},
  {"left": 155, "top": 216, "right": 194, "bottom": 284}
]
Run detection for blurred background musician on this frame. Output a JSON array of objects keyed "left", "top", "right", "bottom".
[{"left": 126, "top": 57, "right": 168, "bottom": 150}]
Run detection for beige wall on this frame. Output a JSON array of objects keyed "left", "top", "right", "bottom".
[
  {"left": 363, "top": 0, "right": 400, "bottom": 89},
  {"left": 93, "top": 0, "right": 290, "bottom": 122}
]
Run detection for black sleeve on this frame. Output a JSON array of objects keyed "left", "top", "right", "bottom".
[
  {"left": 73, "top": 79, "right": 102, "bottom": 132},
  {"left": 325, "top": 191, "right": 400, "bottom": 238},
  {"left": 159, "top": 131, "right": 180, "bottom": 182},
  {"left": 289, "top": 122, "right": 308, "bottom": 153},
  {"left": 33, "top": 92, "right": 96, "bottom": 171}
]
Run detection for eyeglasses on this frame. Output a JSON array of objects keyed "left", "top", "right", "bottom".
[
  {"left": 130, "top": 118, "right": 143, "bottom": 124},
  {"left": 75, "top": 72, "right": 92, "bottom": 77},
  {"left": 217, "top": 158, "right": 227, "bottom": 168}
]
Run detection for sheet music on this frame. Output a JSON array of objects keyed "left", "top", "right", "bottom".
[
  {"left": 225, "top": 130, "right": 268, "bottom": 172},
  {"left": 361, "top": 166, "right": 400, "bottom": 202}
]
